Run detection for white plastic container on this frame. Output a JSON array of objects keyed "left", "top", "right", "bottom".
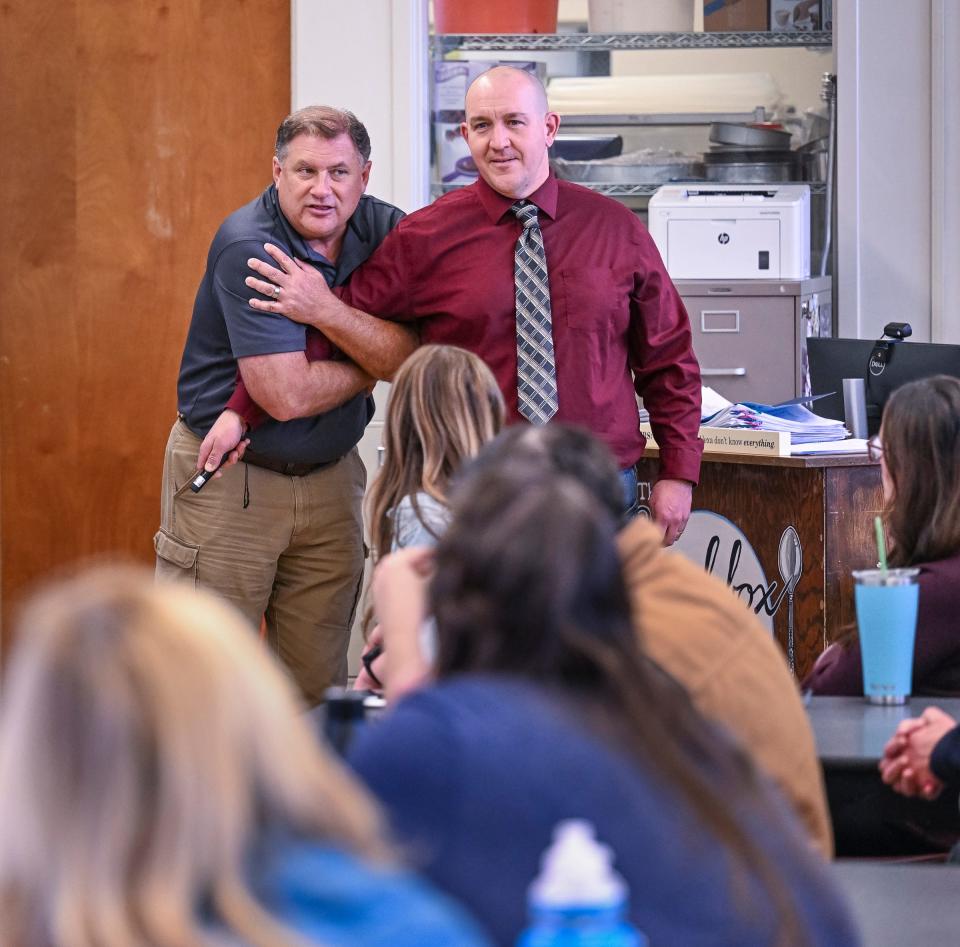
[{"left": 587, "top": 0, "right": 695, "bottom": 32}]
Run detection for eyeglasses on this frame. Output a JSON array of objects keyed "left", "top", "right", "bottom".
[{"left": 867, "top": 435, "right": 884, "bottom": 463}]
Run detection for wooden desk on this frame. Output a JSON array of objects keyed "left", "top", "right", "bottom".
[
  {"left": 636, "top": 451, "right": 883, "bottom": 679},
  {"left": 807, "top": 696, "right": 960, "bottom": 769},
  {"left": 833, "top": 861, "right": 960, "bottom": 946}
]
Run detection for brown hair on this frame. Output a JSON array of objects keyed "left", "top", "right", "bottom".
[
  {"left": 881, "top": 374, "right": 960, "bottom": 566},
  {"left": 365, "top": 345, "right": 505, "bottom": 566},
  {"left": 0, "top": 566, "right": 389, "bottom": 947},
  {"left": 275, "top": 105, "right": 371, "bottom": 163}
]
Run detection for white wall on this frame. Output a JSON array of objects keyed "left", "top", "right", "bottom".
[
  {"left": 292, "top": 0, "right": 430, "bottom": 213},
  {"left": 930, "top": 0, "right": 960, "bottom": 342},
  {"left": 836, "top": 1, "right": 930, "bottom": 340},
  {"left": 292, "top": 0, "right": 431, "bottom": 672},
  {"left": 837, "top": 0, "right": 960, "bottom": 343}
]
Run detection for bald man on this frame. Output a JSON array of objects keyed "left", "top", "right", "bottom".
[{"left": 236, "top": 66, "right": 703, "bottom": 541}]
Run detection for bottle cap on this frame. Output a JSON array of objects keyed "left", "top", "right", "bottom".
[{"left": 528, "top": 819, "right": 627, "bottom": 909}]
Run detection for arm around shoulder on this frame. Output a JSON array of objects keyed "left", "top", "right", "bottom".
[
  {"left": 238, "top": 351, "right": 373, "bottom": 422},
  {"left": 248, "top": 235, "right": 420, "bottom": 381}
]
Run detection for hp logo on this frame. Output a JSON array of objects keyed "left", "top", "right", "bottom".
[{"left": 718, "top": 233, "right": 730, "bottom": 245}]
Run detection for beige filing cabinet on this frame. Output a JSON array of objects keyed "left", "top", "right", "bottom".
[{"left": 675, "top": 277, "right": 832, "bottom": 405}]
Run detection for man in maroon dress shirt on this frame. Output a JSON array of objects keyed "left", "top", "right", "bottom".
[{"left": 243, "top": 67, "right": 702, "bottom": 542}]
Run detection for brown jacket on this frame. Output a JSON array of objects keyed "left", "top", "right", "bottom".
[{"left": 618, "top": 517, "right": 833, "bottom": 858}]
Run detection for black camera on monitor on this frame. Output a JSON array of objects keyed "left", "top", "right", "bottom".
[
  {"left": 868, "top": 323, "right": 912, "bottom": 375},
  {"left": 881, "top": 322, "right": 913, "bottom": 342}
]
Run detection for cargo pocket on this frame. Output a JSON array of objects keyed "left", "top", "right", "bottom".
[{"left": 153, "top": 528, "right": 199, "bottom": 585}]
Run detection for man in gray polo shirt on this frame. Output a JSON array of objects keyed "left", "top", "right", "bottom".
[{"left": 155, "top": 106, "right": 412, "bottom": 705}]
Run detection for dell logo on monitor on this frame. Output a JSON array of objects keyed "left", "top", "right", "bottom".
[{"left": 869, "top": 353, "right": 887, "bottom": 376}]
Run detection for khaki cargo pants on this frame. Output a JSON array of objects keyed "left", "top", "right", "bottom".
[{"left": 155, "top": 418, "right": 366, "bottom": 707}]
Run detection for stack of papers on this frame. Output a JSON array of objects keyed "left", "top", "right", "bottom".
[
  {"left": 736, "top": 402, "right": 848, "bottom": 444},
  {"left": 699, "top": 387, "right": 849, "bottom": 444},
  {"left": 641, "top": 387, "right": 850, "bottom": 446},
  {"left": 704, "top": 403, "right": 763, "bottom": 429}
]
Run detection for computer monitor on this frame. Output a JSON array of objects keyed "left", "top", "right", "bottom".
[{"left": 807, "top": 337, "right": 960, "bottom": 435}]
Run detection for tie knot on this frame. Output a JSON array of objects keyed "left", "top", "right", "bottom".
[{"left": 512, "top": 201, "right": 539, "bottom": 229}]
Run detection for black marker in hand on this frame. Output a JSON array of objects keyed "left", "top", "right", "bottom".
[{"left": 190, "top": 454, "right": 228, "bottom": 493}]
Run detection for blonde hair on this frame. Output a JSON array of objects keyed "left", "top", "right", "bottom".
[
  {"left": 0, "top": 566, "right": 389, "bottom": 947},
  {"left": 366, "top": 345, "right": 505, "bottom": 564}
]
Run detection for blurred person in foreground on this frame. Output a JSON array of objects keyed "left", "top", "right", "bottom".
[
  {"left": 0, "top": 567, "right": 490, "bottom": 947},
  {"left": 348, "top": 426, "right": 856, "bottom": 947},
  {"left": 358, "top": 424, "right": 833, "bottom": 857}
]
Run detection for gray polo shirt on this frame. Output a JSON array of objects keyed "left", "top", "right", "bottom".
[{"left": 177, "top": 185, "right": 403, "bottom": 464}]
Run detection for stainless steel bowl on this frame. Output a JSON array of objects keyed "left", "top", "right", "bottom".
[
  {"left": 703, "top": 161, "right": 793, "bottom": 183},
  {"left": 551, "top": 135, "right": 623, "bottom": 161},
  {"left": 552, "top": 157, "right": 705, "bottom": 184},
  {"left": 709, "top": 122, "right": 792, "bottom": 149}
]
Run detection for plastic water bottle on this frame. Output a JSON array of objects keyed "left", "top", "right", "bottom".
[{"left": 516, "top": 820, "right": 648, "bottom": 947}]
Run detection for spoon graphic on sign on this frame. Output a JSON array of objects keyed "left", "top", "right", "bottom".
[{"left": 778, "top": 526, "right": 803, "bottom": 673}]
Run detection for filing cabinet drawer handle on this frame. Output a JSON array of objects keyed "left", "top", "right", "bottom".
[
  {"left": 700, "top": 309, "right": 740, "bottom": 333},
  {"left": 701, "top": 368, "right": 747, "bottom": 377}
]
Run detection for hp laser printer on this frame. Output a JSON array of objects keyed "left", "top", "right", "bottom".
[{"left": 648, "top": 184, "right": 810, "bottom": 280}]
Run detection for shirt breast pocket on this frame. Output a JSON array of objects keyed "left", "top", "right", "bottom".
[{"left": 557, "top": 267, "right": 626, "bottom": 335}]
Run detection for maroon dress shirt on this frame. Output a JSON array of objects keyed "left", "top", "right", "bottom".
[{"left": 341, "top": 174, "right": 702, "bottom": 481}]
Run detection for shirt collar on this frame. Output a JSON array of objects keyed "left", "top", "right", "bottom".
[{"left": 475, "top": 173, "right": 559, "bottom": 224}]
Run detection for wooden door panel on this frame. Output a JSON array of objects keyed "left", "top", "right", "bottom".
[{"left": 0, "top": 0, "right": 290, "bottom": 652}]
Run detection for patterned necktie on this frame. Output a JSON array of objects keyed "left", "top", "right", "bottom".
[{"left": 511, "top": 200, "right": 559, "bottom": 424}]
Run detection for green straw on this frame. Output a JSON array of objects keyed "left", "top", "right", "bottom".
[{"left": 874, "top": 515, "right": 889, "bottom": 576}]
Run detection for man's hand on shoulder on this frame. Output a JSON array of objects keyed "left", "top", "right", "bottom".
[
  {"left": 246, "top": 243, "right": 333, "bottom": 328},
  {"left": 244, "top": 242, "right": 417, "bottom": 381},
  {"left": 650, "top": 478, "right": 693, "bottom": 547}
]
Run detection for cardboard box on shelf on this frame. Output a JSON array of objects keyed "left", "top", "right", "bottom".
[
  {"left": 434, "top": 121, "right": 477, "bottom": 186},
  {"left": 770, "top": 0, "right": 823, "bottom": 32},
  {"left": 703, "top": 0, "right": 768, "bottom": 31},
  {"left": 433, "top": 60, "right": 543, "bottom": 186}
]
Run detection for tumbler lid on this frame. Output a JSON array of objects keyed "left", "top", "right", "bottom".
[{"left": 852, "top": 567, "right": 920, "bottom": 587}]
